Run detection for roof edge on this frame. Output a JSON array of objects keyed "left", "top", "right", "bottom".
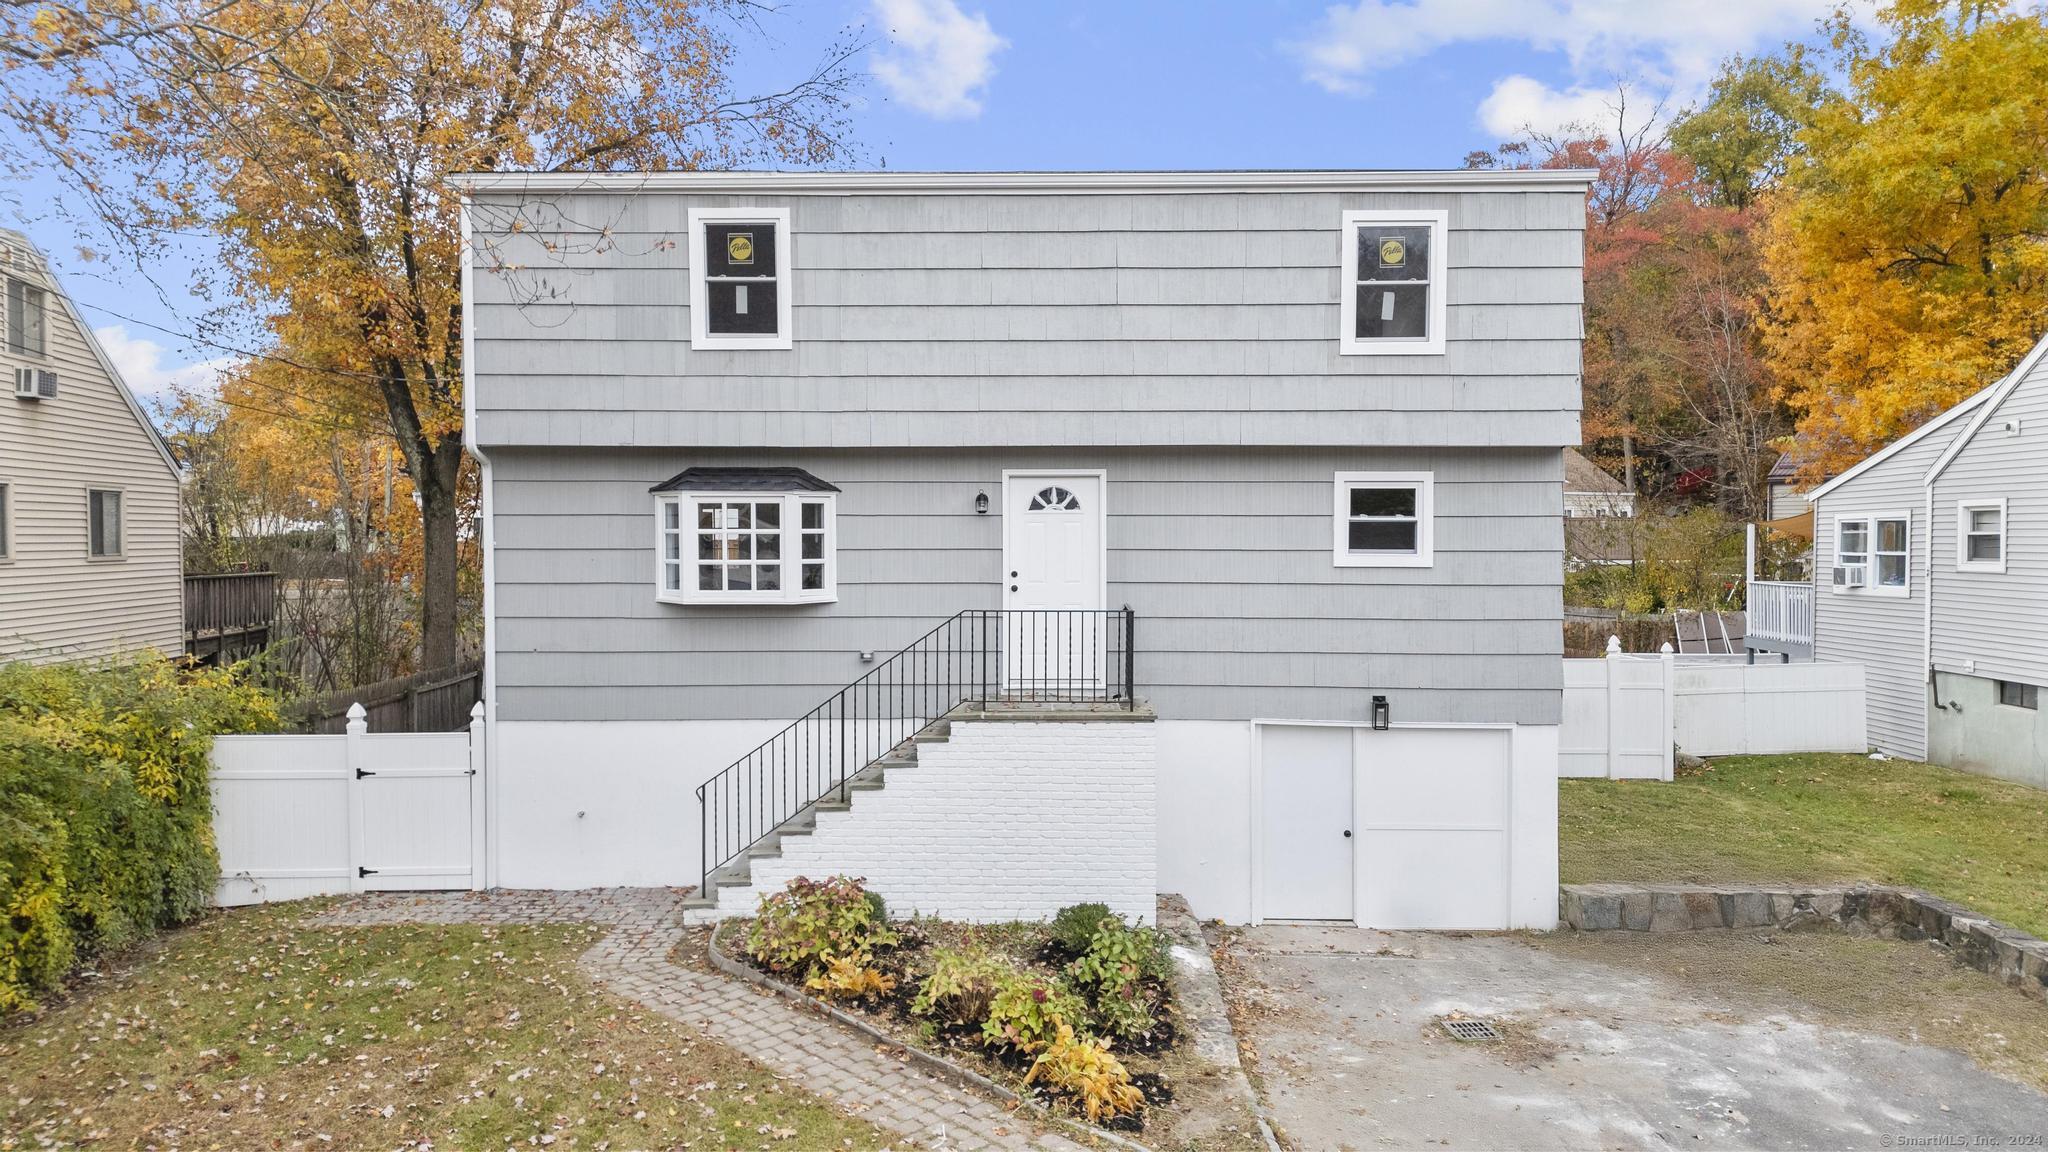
[
  {"left": 453, "top": 169, "right": 1598, "bottom": 196},
  {"left": 1804, "top": 385, "right": 1995, "bottom": 504},
  {"left": 1924, "top": 329, "right": 2048, "bottom": 487}
]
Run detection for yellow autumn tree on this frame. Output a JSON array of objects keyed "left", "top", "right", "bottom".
[
  {"left": 1760, "top": 0, "right": 2048, "bottom": 476},
  {"left": 4, "top": 0, "right": 861, "bottom": 667}
]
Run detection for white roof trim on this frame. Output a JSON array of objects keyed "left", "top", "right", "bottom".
[
  {"left": 1, "top": 230, "right": 182, "bottom": 479},
  {"left": 1923, "top": 329, "right": 2048, "bottom": 487},
  {"left": 1804, "top": 384, "right": 1995, "bottom": 504},
  {"left": 453, "top": 168, "right": 1598, "bottom": 196}
]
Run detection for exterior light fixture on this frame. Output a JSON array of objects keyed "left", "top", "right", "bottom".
[
  {"left": 975, "top": 491, "right": 989, "bottom": 515},
  {"left": 1371, "top": 694, "right": 1390, "bottom": 730}
]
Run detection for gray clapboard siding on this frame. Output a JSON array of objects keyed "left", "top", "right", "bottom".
[
  {"left": 0, "top": 231, "right": 183, "bottom": 662},
  {"left": 1929, "top": 357, "right": 2048, "bottom": 689},
  {"left": 489, "top": 445, "right": 1563, "bottom": 726},
  {"left": 468, "top": 184, "right": 1584, "bottom": 450}
]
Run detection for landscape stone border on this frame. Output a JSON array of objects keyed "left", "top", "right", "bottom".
[
  {"left": 1560, "top": 883, "right": 2048, "bottom": 1000},
  {"left": 1152, "top": 896, "right": 1283, "bottom": 1152}
]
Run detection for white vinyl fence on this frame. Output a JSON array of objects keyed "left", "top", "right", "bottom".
[
  {"left": 211, "top": 702, "right": 486, "bottom": 906},
  {"left": 1562, "top": 642, "right": 1868, "bottom": 779}
]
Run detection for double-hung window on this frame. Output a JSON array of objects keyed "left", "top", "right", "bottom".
[
  {"left": 1832, "top": 514, "right": 1907, "bottom": 594},
  {"left": 1333, "top": 471, "right": 1433, "bottom": 567},
  {"left": 1957, "top": 500, "right": 2007, "bottom": 573},
  {"left": 7, "top": 277, "right": 46, "bottom": 357},
  {"left": 1339, "top": 210, "right": 1448, "bottom": 355},
  {"left": 688, "top": 206, "right": 792, "bottom": 350},
  {"left": 652, "top": 467, "right": 836, "bottom": 604},
  {"left": 87, "top": 488, "right": 122, "bottom": 558}
]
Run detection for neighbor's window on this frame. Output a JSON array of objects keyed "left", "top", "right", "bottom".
[
  {"left": 1957, "top": 500, "right": 2006, "bottom": 573},
  {"left": 1874, "top": 517, "right": 1908, "bottom": 589},
  {"left": 1333, "top": 471, "right": 1433, "bottom": 568},
  {"left": 1836, "top": 518, "right": 1869, "bottom": 576},
  {"left": 0, "top": 481, "right": 10, "bottom": 559},
  {"left": 689, "top": 206, "right": 792, "bottom": 351},
  {"left": 87, "top": 488, "right": 121, "bottom": 558},
  {"left": 7, "top": 277, "right": 46, "bottom": 357},
  {"left": 1997, "top": 680, "right": 2039, "bottom": 710},
  {"left": 657, "top": 492, "right": 834, "bottom": 604},
  {"left": 1340, "top": 210, "right": 1447, "bottom": 356}
]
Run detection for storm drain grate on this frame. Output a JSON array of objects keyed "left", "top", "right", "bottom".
[{"left": 1441, "top": 1018, "right": 1501, "bottom": 1042}]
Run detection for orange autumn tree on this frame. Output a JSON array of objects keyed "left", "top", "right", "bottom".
[
  {"left": 1760, "top": 0, "right": 2048, "bottom": 477},
  {"left": 3, "top": 0, "right": 861, "bottom": 667}
]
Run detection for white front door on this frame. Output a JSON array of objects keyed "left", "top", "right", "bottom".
[
  {"left": 1260, "top": 724, "right": 1355, "bottom": 921},
  {"left": 1003, "top": 472, "right": 1106, "bottom": 697}
]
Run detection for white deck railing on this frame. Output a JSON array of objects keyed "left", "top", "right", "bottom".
[{"left": 1747, "top": 580, "right": 1815, "bottom": 646}]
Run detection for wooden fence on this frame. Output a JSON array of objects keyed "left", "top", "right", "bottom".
[
  {"left": 290, "top": 659, "right": 483, "bottom": 734},
  {"left": 184, "top": 570, "right": 277, "bottom": 662}
]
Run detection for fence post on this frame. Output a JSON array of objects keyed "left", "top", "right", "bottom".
[
  {"left": 468, "top": 700, "right": 488, "bottom": 891},
  {"left": 1604, "top": 635, "right": 1622, "bottom": 779},
  {"left": 1658, "top": 642, "right": 1677, "bottom": 781},
  {"left": 344, "top": 702, "right": 367, "bottom": 893}
]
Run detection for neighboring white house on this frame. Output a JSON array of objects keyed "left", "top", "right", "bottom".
[
  {"left": 1563, "top": 448, "right": 1634, "bottom": 519},
  {"left": 1806, "top": 333, "right": 2048, "bottom": 790},
  {"left": 457, "top": 168, "right": 1591, "bottom": 930},
  {"left": 0, "top": 228, "right": 184, "bottom": 662}
]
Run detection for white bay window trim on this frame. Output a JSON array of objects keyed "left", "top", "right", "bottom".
[
  {"left": 1956, "top": 499, "right": 2008, "bottom": 573},
  {"left": 1339, "top": 209, "right": 1448, "bottom": 356},
  {"left": 688, "top": 205, "right": 793, "bottom": 351},
  {"left": 1332, "top": 471, "right": 1434, "bottom": 568},
  {"left": 656, "top": 490, "right": 835, "bottom": 605}
]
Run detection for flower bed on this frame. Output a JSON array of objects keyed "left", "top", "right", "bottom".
[{"left": 728, "top": 878, "right": 1183, "bottom": 1133}]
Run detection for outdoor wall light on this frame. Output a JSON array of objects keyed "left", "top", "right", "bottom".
[
  {"left": 975, "top": 491, "right": 989, "bottom": 514},
  {"left": 1371, "top": 694, "right": 1390, "bottom": 731}
]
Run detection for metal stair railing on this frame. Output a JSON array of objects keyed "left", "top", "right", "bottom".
[{"left": 694, "top": 607, "right": 1136, "bottom": 892}]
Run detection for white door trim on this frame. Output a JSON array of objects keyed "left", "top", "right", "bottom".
[{"left": 1000, "top": 469, "right": 1109, "bottom": 612}]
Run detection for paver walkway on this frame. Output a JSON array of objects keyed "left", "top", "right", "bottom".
[{"left": 317, "top": 889, "right": 1088, "bottom": 1152}]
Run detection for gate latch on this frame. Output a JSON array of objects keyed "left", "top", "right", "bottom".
[
  {"left": 358, "top": 866, "right": 379, "bottom": 877},
  {"left": 355, "top": 768, "right": 376, "bottom": 779}
]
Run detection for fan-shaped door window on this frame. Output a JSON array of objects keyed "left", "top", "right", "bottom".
[{"left": 1028, "top": 486, "right": 1081, "bottom": 511}]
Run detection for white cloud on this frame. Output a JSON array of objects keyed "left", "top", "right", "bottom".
[
  {"left": 1291, "top": 0, "right": 1832, "bottom": 135},
  {"left": 870, "top": 0, "right": 1006, "bottom": 119},
  {"left": 93, "top": 324, "right": 232, "bottom": 403},
  {"left": 1476, "top": 75, "right": 1630, "bottom": 138}
]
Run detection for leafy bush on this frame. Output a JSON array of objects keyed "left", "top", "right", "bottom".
[
  {"left": 0, "top": 656, "right": 281, "bottom": 1011},
  {"left": 804, "top": 954, "right": 896, "bottom": 1001},
  {"left": 745, "top": 876, "right": 898, "bottom": 978},
  {"left": 1066, "top": 916, "right": 1171, "bottom": 1043},
  {"left": 911, "top": 944, "right": 1015, "bottom": 1027},
  {"left": 1024, "top": 1023, "right": 1145, "bottom": 1123},
  {"left": 981, "top": 972, "right": 1085, "bottom": 1054},
  {"left": 1049, "top": 902, "right": 1114, "bottom": 954}
]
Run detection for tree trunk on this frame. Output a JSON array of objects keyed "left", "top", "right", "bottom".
[{"left": 417, "top": 438, "right": 465, "bottom": 670}]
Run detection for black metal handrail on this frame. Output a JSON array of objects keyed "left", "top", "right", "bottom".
[{"left": 695, "top": 607, "right": 1136, "bottom": 892}]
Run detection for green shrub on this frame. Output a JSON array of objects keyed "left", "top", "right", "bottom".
[
  {"left": 1049, "top": 902, "right": 1114, "bottom": 954},
  {"left": 911, "top": 944, "right": 1015, "bottom": 1026},
  {"left": 0, "top": 655, "right": 281, "bottom": 1012},
  {"left": 980, "top": 972, "right": 1085, "bottom": 1054},
  {"left": 745, "top": 875, "right": 898, "bottom": 978},
  {"left": 1066, "top": 917, "right": 1171, "bottom": 1043}
]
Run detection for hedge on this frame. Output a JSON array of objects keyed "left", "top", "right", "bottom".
[{"left": 0, "top": 656, "right": 279, "bottom": 1011}]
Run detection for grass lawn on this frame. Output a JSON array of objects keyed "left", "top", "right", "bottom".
[
  {"left": 1560, "top": 752, "right": 2048, "bottom": 938},
  {"left": 1, "top": 903, "right": 887, "bottom": 1151}
]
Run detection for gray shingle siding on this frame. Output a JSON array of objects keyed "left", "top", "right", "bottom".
[
  {"left": 466, "top": 187, "right": 1584, "bottom": 450},
  {"left": 488, "top": 446, "right": 1564, "bottom": 726}
]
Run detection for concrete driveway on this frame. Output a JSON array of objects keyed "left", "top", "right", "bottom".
[{"left": 1219, "top": 924, "right": 2048, "bottom": 1151}]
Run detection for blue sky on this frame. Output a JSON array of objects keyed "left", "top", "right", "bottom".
[{"left": 4, "top": 0, "right": 1838, "bottom": 398}]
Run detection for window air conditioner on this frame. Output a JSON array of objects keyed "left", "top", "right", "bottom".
[
  {"left": 13, "top": 367, "right": 56, "bottom": 399},
  {"left": 1831, "top": 564, "right": 1867, "bottom": 589}
]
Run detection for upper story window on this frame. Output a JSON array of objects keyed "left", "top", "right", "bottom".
[
  {"left": 7, "top": 277, "right": 46, "bottom": 357},
  {"left": 87, "top": 488, "right": 122, "bottom": 559},
  {"left": 1339, "top": 210, "right": 1448, "bottom": 356},
  {"left": 1333, "top": 471, "right": 1434, "bottom": 568},
  {"left": 651, "top": 466, "right": 836, "bottom": 604},
  {"left": 688, "top": 206, "right": 792, "bottom": 351},
  {"left": 1957, "top": 500, "right": 2006, "bottom": 573},
  {"left": 1831, "top": 514, "right": 1907, "bottom": 594}
]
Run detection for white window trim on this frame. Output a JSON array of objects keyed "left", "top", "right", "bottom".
[
  {"left": 1956, "top": 498, "right": 2008, "bottom": 574},
  {"left": 86, "top": 486, "right": 124, "bottom": 560},
  {"left": 1332, "top": 470, "right": 1434, "bottom": 568},
  {"left": 1339, "top": 209, "right": 1449, "bottom": 356},
  {"left": 655, "top": 490, "right": 836, "bottom": 605},
  {"left": 687, "top": 205, "right": 793, "bottom": 351},
  {"left": 1831, "top": 512, "right": 1912, "bottom": 597}
]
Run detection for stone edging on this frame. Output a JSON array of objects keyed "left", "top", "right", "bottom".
[
  {"left": 1560, "top": 883, "right": 2048, "bottom": 1000},
  {"left": 1152, "top": 897, "right": 1284, "bottom": 1152},
  {"left": 705, "top": 920, "right": 1156, "bottom": 1152}
]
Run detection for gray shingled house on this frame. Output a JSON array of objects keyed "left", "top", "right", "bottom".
[
  {"left": 457, "top": 169, "right": 1590, "bottom": 928},
  {"left": 1806, "top": 331, "right": 2048, "bottom": 790}
]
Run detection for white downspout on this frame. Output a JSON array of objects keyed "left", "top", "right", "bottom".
[{"left": 458, "top": 193, "right": 501, "bottom": 887}]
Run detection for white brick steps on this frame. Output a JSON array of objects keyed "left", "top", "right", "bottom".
[{"left": 681, "top": 702, "right": 1156, "bottom": 925}]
